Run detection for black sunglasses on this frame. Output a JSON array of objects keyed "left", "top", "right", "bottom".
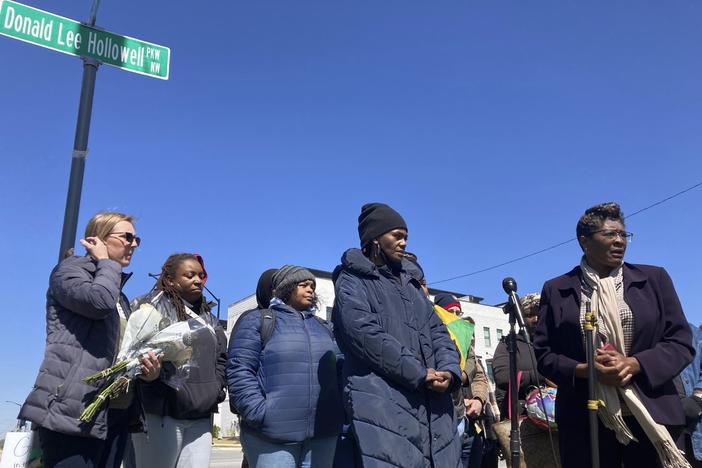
[{"left": 109, "top": 231, "right": 141, "bottom": 246}]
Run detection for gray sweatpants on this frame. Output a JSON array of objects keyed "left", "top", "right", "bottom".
[{"left": 131, "top": 413, "right": 212, "bottom": 468}]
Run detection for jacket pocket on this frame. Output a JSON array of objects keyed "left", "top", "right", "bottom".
[
  {"left": 56, "top": 360, "right": 82, "bottom": 401},
  {"left": 169, "top": 379, "right": 222, "bottom": 419}
]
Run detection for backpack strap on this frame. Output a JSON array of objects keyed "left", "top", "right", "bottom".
[
  {"left": 229, "top": 308, "right": 277, "bottom": 350},
  {"left": 259, "top": 308, "right": 276, "bottom": 348}
]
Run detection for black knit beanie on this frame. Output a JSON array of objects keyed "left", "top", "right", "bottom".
[
  {"left": 358, "top": 203, "right": 407, "bottom": 247},
  {"left": 255, "top": 268, "right": 278, "bottom": 309}
]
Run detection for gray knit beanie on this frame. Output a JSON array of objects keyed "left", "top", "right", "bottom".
[{"left": 272, "top": 265, "right": 316, "bottom": 293}]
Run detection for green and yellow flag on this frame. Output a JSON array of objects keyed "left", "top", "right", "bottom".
[{"left": 434, "top": 305, "right": 475, "bottom": 370}]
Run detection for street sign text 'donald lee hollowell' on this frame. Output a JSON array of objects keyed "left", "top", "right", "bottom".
[{"left": 0, "top": 0, "right": 170, "bottom": 79}]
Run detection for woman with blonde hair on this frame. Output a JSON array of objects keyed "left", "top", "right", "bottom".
[{"left": 19, "top": 211, "right": 161, "bottom": 468}]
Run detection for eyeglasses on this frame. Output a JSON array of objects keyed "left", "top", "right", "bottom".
[
  {"left": 109, "top": 232, "right": 141, "bottom": 246},
  {"left": 588, "top": 229, "right": 633, "bottom": 241}
]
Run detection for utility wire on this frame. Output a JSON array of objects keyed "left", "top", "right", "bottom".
[{"left": 429, "top": 181, "right": 702, "bottom": 286}]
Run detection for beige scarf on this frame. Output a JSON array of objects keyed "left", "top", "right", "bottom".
[{"left": 581, "top": 260, "right": 689, "bottom": 468}]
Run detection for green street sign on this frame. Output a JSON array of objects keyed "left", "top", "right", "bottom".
[{"left": 0, "top": 0, "right": 170, "bottom": 79}]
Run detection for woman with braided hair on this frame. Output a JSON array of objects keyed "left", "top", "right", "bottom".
[{"left": 130, "top": 253, "right": 228, "bottom": 468}]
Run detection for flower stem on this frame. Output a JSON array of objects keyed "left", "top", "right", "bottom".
[
  {"left": 78, "top": 376, "right": 131, "bottom": 422},
  {"left": 83, "top": 360, "right": 129, "bottom": 384}
]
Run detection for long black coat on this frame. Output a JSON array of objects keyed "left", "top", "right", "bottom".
[
  {"left": 332, "top": 249, "right": 461, "bottom": 468},
  {"left": 533, "top": 262, "right": 694, "bottom": 430}
]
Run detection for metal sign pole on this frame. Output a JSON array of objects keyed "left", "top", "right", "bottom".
[{"left": 57, "top": 1, "right": 100, "bottom": 261}]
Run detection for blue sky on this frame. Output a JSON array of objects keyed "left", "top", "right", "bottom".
[{"left": 1, "top": 1, "right": 701, "bottom": 433}]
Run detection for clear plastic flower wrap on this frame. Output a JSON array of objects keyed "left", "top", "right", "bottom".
[{"left": 78, "top": 297, "right": 213, "bottom": 422}]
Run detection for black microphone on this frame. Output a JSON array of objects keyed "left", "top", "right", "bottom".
[
  {"left": 502, "top": 277, "right": 517, "bottom": 295},
  {"left": 502, "top": 277, "right": 530, "bottom": 344}
]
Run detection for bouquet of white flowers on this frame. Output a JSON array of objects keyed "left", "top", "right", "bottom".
[{"left": 79, "top": 298, "right": 211, "bottom": 422}]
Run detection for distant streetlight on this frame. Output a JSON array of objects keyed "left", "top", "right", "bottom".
[{"left": 5, "top": 400, "right": 26, "bottom": 430}]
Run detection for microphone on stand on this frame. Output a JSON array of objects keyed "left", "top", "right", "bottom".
[
  {"left": 502, "top": 276, "right": 525, "bottom": 468},
  {"left": 502, "top": 277, "right": 530, "bottom": 345}
]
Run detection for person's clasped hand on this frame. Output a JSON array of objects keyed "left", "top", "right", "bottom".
[
  {"left": 138, "top": 351, "right": 163, "bottom": 382},
  {"left": 425, "top": 368, "right": 452, "bottom": 393},
  {"left": 595, "top": 346, "right": 641, "bottom": 387},
  {"left": 464, "top": 399, "right": 483, "bottom": 418}
]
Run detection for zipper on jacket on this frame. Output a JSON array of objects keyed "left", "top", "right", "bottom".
[{"left": 304, "top": 315, "right": 314, "bottom": 439}]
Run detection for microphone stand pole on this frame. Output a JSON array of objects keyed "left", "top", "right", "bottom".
[
  {"left": 584, "top": 303, "right": 600, "bottom": 468},
  {"left": 502, "top": 277, "right": 528, "bottom": 468},
  {"left": 507, "top": 302, "right": 521, "bottom": 468}
]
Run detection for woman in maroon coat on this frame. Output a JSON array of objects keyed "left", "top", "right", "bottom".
[{"left": 533, "top": 202, "right": 693, "bottom": 468}]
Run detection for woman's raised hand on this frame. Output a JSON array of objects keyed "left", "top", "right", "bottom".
[{"left": 80, "top": 237, "right": 109, "bottom": 260}]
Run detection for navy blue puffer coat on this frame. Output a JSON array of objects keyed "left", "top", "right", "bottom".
[
  {"left": 226, "top": 302, "right": 344, "bottom": 443},
  {"left": 332, "top": 249, "right": 462, "bottom": 468}
]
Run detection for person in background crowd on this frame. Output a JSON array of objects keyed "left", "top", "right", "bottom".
[
  {"left": 434, "top": 293, "right": 490, "bottom": 468},
  {"left": 676, "top": 323, "right": 702, "bottom": 467},
  {"left": 534, "top": 202, "right": 693, "bottom": 468},
  {"left": 18, "top": 211, "right": 161, "bottom": 468},
  {"left": 227, "top": 266, "right": 343, "bottom": 468},
  {"left": 332, "top": 203, "right": 462, "bottom": 468},
  {"left": 130, "top": 253, "right": 227, "bottom": 468},
  {"left": 480, "top": 386, "right": 501, "bottom": 468},
  {"left": 492, "top": 293, "right": 553, "bottom": 418},
  {"left": 234, "top": 268, "right": 278, "bottom": 468},
  {"left": 254, "top": 269, "right": 277, "bottom": 313}
]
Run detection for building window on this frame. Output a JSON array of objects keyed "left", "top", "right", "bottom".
[
  {"left": 496, "top": 329, "right": 503, "bottom": 341},
  {"left": 485, "top": 359, "right": 495, "bottom": 382},
  {"left": 483, "top": 327, "right": 491, "bottom": 348}
]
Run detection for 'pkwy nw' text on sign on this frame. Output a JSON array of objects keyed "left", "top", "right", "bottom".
[{"left": 0, "top": 0, "right": 170, "bottom": 79}]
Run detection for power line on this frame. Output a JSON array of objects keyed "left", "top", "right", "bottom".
[{"left": 429, "top": 181, "right": 702, "bottom": 286}]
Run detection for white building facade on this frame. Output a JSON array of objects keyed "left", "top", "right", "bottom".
[{"left": 215, "top": 269, "right": 510, "bottom": 437}]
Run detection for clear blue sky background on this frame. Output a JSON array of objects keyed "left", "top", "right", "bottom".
[{"left": 1, "top": 0, "right": 701, "bottom": 433}]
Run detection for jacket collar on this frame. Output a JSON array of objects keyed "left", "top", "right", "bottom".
[
  {"left": 335, "top": 248, "right": 421, "bottom": 288},
  {"left": 80, "top": 255, "right": 132, "bottom": 289},
  {"left": 121, "top": 271, "right": 132, "bottom": 289},
  {"left": 270, "top": 300, "right": 315, "bottom": 317},
  {"left": 557, "top": 262, "right": 648, "bottom": 296}
]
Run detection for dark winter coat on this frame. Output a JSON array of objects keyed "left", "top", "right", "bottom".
[
  {"left": 226, "top": 302, "right": 344, "bottom": 443},
  {"left": 534, "top": 262, "right": 694, "bottom": 431},
  {"left": 131, "top": 291, "right": 227, "bottom": 420},
  {"left": 19, "top": 256, "right": 131, "bottom": 439},
  {"left": 332, "top": 249, "right": 462, "bottom": 468},
  {"left": 492, "top": 333, "right": 544, "bottom": 418}
]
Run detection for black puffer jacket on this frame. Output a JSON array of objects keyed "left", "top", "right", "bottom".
[
  {"left": 19, "top": 256, "right": 131, "bottom": 439},
  {"left": 131, "top": 290, "right": 227, "bottom": 420}
]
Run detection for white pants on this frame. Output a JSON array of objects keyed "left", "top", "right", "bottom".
[{"left": 131, "top": 413, "right": 212, "bottom": 468}]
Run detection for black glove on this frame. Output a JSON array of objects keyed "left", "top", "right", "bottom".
[{"left": 681, "top": 395, "right": 702, "bottom": 433}]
